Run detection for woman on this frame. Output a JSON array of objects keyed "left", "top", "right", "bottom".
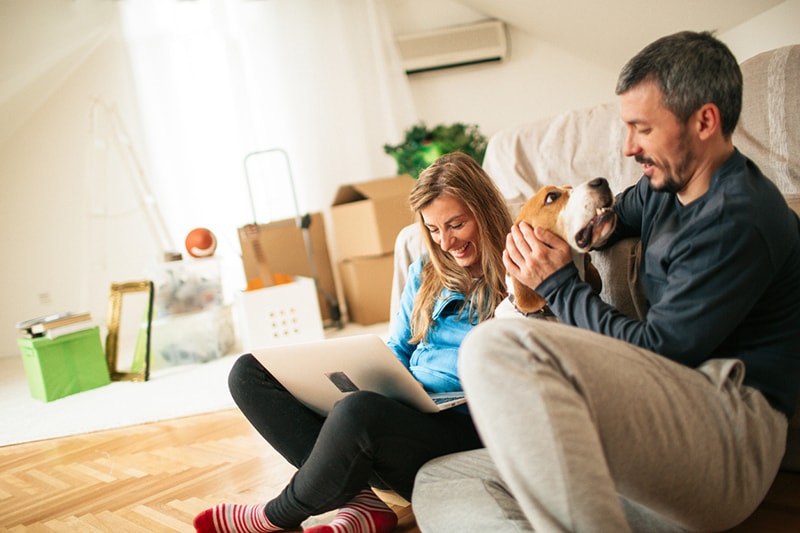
[{"left": 194, "top": 152, "right": 513, "bottom": 533}]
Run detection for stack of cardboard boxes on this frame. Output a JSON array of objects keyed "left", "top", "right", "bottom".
[{"left": 330, "top": 175, "right": 416, "bottom": 325}]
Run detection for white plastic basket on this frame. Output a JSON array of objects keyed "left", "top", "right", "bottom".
[{"left": 234, "top": 276, "right": 325, "bottom": 351}]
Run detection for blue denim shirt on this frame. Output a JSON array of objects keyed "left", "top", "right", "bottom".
[{"left": 386, "top": 256, "right": 478, "bottom": 394}]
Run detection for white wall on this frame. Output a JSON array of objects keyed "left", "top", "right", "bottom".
[
  {"left": 723, "top": 0, "right": 800, "bottom": 61},
  {"left": 385, "top": 0, "right": 619, "bottom": 136},
  {"left": 0, "top": 8, "right": 155, "bottom": 358},
  {"left": 0, "top": 0, "right": 798, "bottom": 358},
  {"left": 404, "top": 28, "right": 619, "bottom": 137},
  {"left": 398, "top": 0, "right": 800, "bottom": 138}
]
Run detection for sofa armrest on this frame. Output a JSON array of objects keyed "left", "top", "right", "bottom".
[
  {"left": 389, "top": 224, "right": 424, "bottom": 331},
  {"left": 592, "top": 238, "right": 649, "bottom": 320}
]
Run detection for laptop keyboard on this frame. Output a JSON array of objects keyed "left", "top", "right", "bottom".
[{"left": 429, "top": 392, "right": 465, "bottom": 405}]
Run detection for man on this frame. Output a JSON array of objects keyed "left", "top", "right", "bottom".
[{"left": 412, "top": 31, "right": 800, "bottom": 533}]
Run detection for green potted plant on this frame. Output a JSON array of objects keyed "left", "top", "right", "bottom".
[{"left": 383, "top": 122, "right": 487, "bottom": 178}]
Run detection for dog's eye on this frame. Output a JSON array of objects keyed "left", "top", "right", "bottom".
[{"left": 544, "top": 192, "right": 561, "bottom": 205}]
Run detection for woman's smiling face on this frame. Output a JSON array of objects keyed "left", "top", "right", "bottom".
[{"left": 420, "top": 194, "right": 482, "bottom": 277}]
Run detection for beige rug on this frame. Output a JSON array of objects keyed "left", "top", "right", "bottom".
[
  {"left": 0, "top": 352, "right": 239, "bottom": 447},
  {"left": 0, "top": 321, "right": 389, "bottom": 447}
]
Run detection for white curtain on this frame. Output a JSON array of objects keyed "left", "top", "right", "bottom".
[{"left": 118, "top": 0, "right": 416, "bottom": 270}]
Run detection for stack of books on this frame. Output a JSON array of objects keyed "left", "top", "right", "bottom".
[{"left": 16, "top": 311, "right": 96, "bottom": 340}]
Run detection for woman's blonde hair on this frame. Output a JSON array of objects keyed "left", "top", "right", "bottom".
[{"left": 407, "top": 152, "right": 512, "bottom": 343}]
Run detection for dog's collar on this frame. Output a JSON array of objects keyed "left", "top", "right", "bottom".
[
  {"left": 509, "top": 294, "right": 556, "bottom": 319},
  {"left": 518, "top": 304, "right": 555, "bottom": 319}
]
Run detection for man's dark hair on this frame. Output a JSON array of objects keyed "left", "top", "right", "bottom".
[{"left": 615, "top": 31, "right": 743, "bottom": 138}]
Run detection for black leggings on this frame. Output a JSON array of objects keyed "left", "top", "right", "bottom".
[{"left": 228, "top": 353, "right": 482, "bottom": 528}]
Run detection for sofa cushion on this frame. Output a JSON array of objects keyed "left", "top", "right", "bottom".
[
  {"left": 481, "top": 44, "right": 800, "bottom": 210},
  {"left": 734, "top": 44, "right": 800, "bottom": 196},
  {"left": 482, "top": 102, "right": 642, "bottom": 217}
]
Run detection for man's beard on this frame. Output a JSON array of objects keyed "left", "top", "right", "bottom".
[{"left": 638, "top": 130, "right": 694, "bottom": 194}]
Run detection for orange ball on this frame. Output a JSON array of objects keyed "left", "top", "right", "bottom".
[{"left": 185, "top": 227, "right": 217, "bottom": 258}]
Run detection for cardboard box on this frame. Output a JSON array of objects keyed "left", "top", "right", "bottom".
[
  {"left": 149, "top": 305, "right": 235, "bottom": 370},
  {"left": 234, "top": 276, "right": 325, "bottom": 351},
  {"left": 339, "top": 254, "right": 395, "bottom": 325},
  {"left": 238, "top": 212, "right": 338, "bottom": 322},
  {"left": 17, "top": 327, "right": 111, "bottom": 402},
  {"left": 330, "top": 175, "right": 415, "bottom": 259}
]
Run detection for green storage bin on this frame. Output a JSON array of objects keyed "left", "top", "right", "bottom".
[{"left": 17, "top": 326, "right": 111, "bottom": 402}]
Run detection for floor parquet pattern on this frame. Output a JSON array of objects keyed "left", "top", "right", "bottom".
[
  {"left": 1, "top": 407, "right": 797, "bottom": 532},
  {"left": 0, "top": 409, "right": 419, "bottom": 532}
]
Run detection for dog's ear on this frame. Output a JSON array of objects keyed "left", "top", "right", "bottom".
[
  {"left": 512, "top": 277, "right": 548, "bottom": 313},
  {"left": 584, "top": 253, "right": 603, "bottom": 294}
]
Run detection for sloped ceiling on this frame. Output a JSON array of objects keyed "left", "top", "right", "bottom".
[
  {"left": 0, "top": 1, "right": 116, "bottom": 145},
  {"left": 453, "top": 0, "right": 785, "bottom": 70},
  {"left": 0, "top": 0, "right": 787, "bottom": 146}
]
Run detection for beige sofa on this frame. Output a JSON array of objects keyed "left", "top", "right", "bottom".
[{"left": 390, "top": 44, "right": 800, "bottom": 471}]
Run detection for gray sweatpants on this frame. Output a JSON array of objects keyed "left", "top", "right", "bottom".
[{"left": 413, "top": 318, "right": 787, "bottom": 533}]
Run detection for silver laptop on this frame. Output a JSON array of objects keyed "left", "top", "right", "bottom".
[{"left": 250, "top": 334, "right": 466, "bottom": 415}]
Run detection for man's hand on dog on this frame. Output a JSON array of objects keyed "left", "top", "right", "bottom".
[{"left": 504, "top": 222, "right": 572, "bottom": 290}]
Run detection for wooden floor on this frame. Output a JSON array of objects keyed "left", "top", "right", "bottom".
[
  {"left": 0, "top": 408, "right": 797, "bottom": 532},
  {"left": 0, "top": 409, "right": 419, "bottom": 532}
]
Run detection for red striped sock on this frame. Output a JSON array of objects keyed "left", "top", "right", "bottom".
[
  {"left": 304, "top": 490, "right": 398, "bottom": 533},
  {"left": 193, "top": 503, "right": 284, "bottom": 533}
]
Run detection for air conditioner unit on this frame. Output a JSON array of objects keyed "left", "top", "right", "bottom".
[{"left": 396, "top": 20, "right": 508, "bottom": 74}]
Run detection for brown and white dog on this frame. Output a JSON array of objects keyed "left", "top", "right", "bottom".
[{"left": 511, "top": 177, "right": 617, "bottom": 314}]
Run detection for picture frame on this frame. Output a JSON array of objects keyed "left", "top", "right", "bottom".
[{"left": 105, "top": 280, "right": 154, "bottom": 382}]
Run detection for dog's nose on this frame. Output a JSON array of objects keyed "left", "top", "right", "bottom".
[{"left": 589, "top": 177, "right": 608, "bottom": 189}]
